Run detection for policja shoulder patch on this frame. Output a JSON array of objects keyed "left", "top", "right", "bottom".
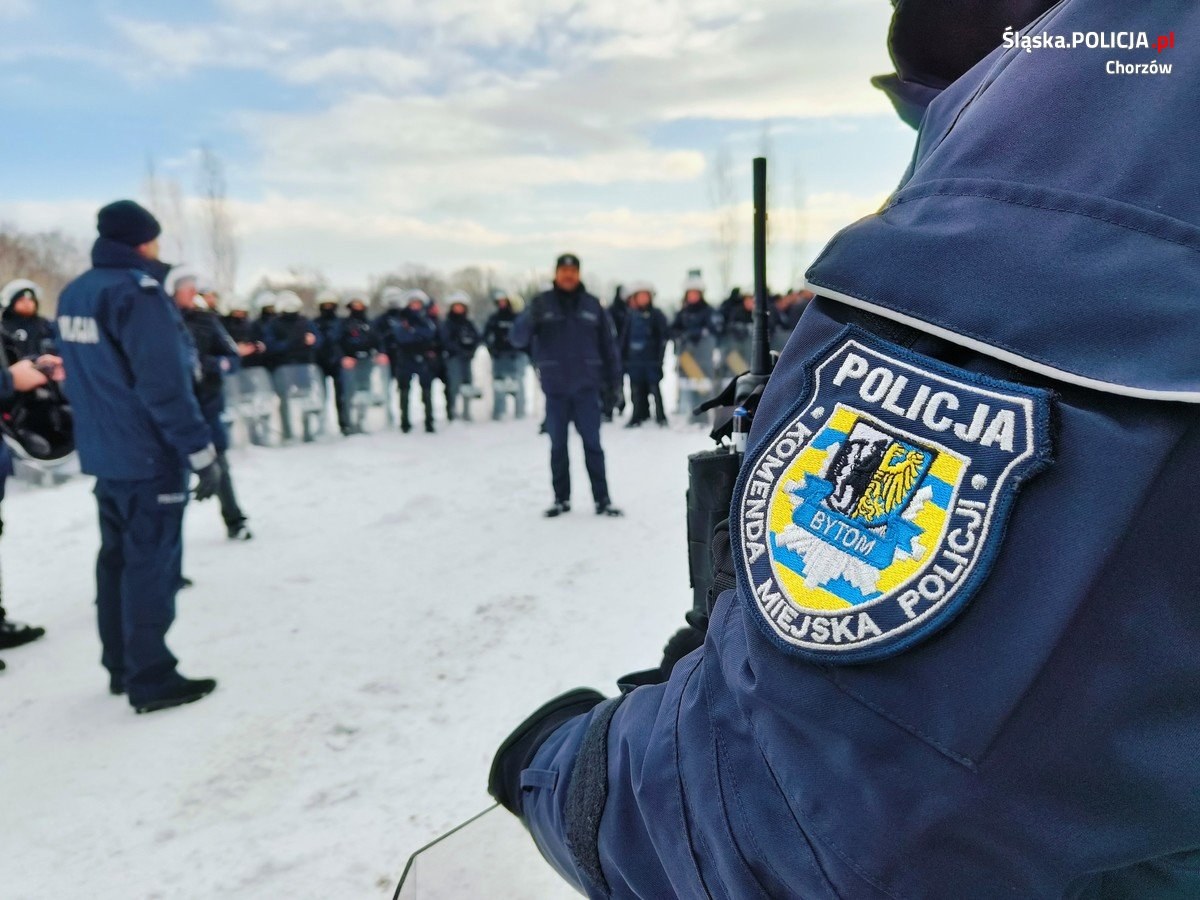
[{"left": 734, "top": 327, "right": 1052, "bottom": 664}]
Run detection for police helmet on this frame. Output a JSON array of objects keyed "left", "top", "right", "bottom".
[
  {"left": 164, "top": 266, "right": 199, "bottom": 298},
  {"left": 625, "top": 280, "right": 656, "bottom": 300},
  {"left": 275, "top": 290, "right": 304, "bottom": 314},
  {"left": 0, "top": 279, "right": 42, "bottom": 310},
  {"left": 381, "top": 286, "right": 406, "bottom": 310}
]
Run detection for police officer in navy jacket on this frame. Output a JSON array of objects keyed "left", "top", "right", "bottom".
[
  {"left": 57, "top": 200, "right": 222, "bottom": 714},
  {"left": 490, "top": 1, "right": 1200, "bottom": 896},
  {"left": 512, "top": 254, "right": 622, "bottom": 518}
]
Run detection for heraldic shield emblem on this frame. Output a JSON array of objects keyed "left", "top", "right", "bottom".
[{"left": 736, "top": 328, "right": 1052, "bottom": 664}]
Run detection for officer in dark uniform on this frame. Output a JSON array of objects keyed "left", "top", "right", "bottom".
[
  {"left": 313, "top": 290, "right": 351, "bottom": 435},
  {"left": 339, "top": 294, "right": 381, "bottom": 433},
  {"left": 512, "top": 254, "right": 622, "bottom": 518},
  {"left": 169, "top": 269, "right": 251, "bottom": 541},
  {"left": 440, "top": 292, "right": 482, "bottom": 422},
  {"left": 619, "top": 281, "right": 669, "bottom": 428},
  {"left": 489, "top": 1, "right": 1200, "bottom": 895},
  {"left": 57, "top": 200, "right": 221, "bottom": 714},
  {"left": 1, "top": 279, "right": 57, "bottom": 359},
  {"left": 483, "top": 290, "right": 528, "bottom": 421},
  {"left": 379, "top": 289, "right": 439, "bottom": 434}
]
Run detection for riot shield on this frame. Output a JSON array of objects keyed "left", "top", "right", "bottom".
[
  {"left": 675, "top": 334, "right": 716, "bottom": 425},
  {"left": 229, "top": 367, "right": 276, "bottom": 446},
  {"left": 490, "top": 354, "right": 529, "bottom": 421},
  {"left": 345, "top": 358, "right": 388, "bottom": 433},
  {"left": 378, "top": 359, "right": 398, "bottom": 427},
  {"left": 394, "top": 805, "right": 580, "bottom": 899},
  {"left": 719, "top": 331, "right": 751, "bottom": 381},
  {"left": 273, "top": 364, "right": 326, "bottom": 442}
]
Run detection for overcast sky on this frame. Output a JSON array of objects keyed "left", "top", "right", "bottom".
[{"left": 1, "top": 0, "right": 916, "bottom": 302}]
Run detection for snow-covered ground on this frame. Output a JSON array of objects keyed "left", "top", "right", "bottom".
[{"left": 0, "top": 393, "right": 709, "bottom": 898}]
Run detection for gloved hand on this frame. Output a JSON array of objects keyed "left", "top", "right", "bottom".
[
  {"left": 193, "top": 458, "right": 224, "bottom": 502},
  {"left": 489, "top": 688, "right": 605, "bottom": 816}
]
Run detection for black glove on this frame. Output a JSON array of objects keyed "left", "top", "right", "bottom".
[
  {"left": 193, "top": 458, "right": 223, "bottom": 502},
  {"left": 489, "top": 688, "right": 605, "bottom": 816}
]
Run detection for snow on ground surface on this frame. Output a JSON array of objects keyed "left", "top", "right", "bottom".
[{"left": 0, "top": 396, "right": 710, "bottom": 899}]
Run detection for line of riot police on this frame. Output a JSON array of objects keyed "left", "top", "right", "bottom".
[
  {"left": 605, "top": 275, "right": 812, "bottom": 428},
  {"left": 218, "top": 285, "right": 530, "bottom": 440}
]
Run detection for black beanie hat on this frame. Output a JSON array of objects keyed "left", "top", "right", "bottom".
[
  {"left": 555, "top": 253, "right": 581, "bottom": 270},
  {"left": 97, "top": 200, "right": 162, "bottom": 247}
]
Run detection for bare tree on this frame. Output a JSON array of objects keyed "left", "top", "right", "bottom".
[
  {"left": 0, "top": 225, "right": 86, "bottom": 315},
  {"left": 447, "top": 265, "right": 502, "bottom": 320},
  {"left": 708, "top": 143, "right": 738, "bottom": 296},
  {"left": 249, "top": 268, "right": 330, "bottom": 314},
  {"left": 370, "top": 265, "right": 449, "bottom": 308},
  {"left": 198, "top": 145, "right": 239, "bottom": 300},
  {"left": 141, "top": 154, "right": 190, "bottom": 263}
]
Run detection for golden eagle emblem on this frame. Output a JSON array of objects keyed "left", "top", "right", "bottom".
[{"left": 852, "top": 443, "right": 928, "bottom": 523}]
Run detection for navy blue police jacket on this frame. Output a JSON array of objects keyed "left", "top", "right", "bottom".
[
  {"left": 513, "top": 1, "right": 1200, "bottom": 896},
  {"left": 314, "top": 309, "right": 346, "bottom": 369},
  {"left": 511, "top": 285, "right": 620, "bottom": 396},
  {"left": 56, "top": 238, "right": 214, "bottom": 480},
  {"left": 670, "top": 300, "right": 717, "bottom": 345},
  {"left": 620, "top": 306, "right": 668, "bottom": 378},
  {"left": 340, "top": 310, "right": 378, "bottom": 359},
  {"left": 484, "top": 307, "right": 522, "bottom": 357}
]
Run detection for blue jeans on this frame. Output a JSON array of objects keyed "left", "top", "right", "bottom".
[
  {"left": 545, "top": 390, "right": 609, "bottom": 504},
  {"left": 94, "top": 470, "right": 187, "bottom": 697}
]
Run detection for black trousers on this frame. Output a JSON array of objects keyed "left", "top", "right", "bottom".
[
  {"left": 545, "top": 390, "right": 609, "bottom": 504},
  {"left": 629, "top": 373, "right": 666, "bottom": 423},
  {"left": 322, "top": 364, "right": 350, "bottom": 431},
  {"left": 396, "top": 368, "right": 435, "bottom": 427}
]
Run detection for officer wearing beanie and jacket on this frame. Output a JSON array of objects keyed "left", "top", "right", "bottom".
[
  {"left": 512, "top": 254, "right": 622, "bottom": 518},
  {"left": 57, "top": 200, "right": 221, "bottom": 714},
  {"left": 490, "top": 1, "right": 1200, "bottom": 896}
]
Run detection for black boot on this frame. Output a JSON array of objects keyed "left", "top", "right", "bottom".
[
  {"left": 425, "top": 420, "right": 436, "bottom": 434},
  {"left": 109, "top": 673, "right": 124, "bottom": 696},
  {"left": 595, "top": 500, "right": 624, "bottom": 517},
  {"left": 544, "top": 500, "right": 571, "bottom": 518},
  {"left": 0, "top": 619, "right": 46, "bottom": 649},
  {"left": 131, "top": 676, "right": 218, "bottom": 714},
  {"left": 227, "top": 521, "right": 253, "bottom": 541},
  {"left": 401, "top": 419, "right": 412, "bottom": 434}
]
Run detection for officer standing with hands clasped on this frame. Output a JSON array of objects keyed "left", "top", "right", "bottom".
[
  {"left": 57, "top": 200, "right": 221, "bottom": 714},
  {"left": 513, "top": 254, "right": 622, "bottom": 518},
  {"left": 489, "top": 0, "right": 1200, "bottom": 896}
]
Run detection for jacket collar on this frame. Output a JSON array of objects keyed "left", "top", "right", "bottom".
[{"left": 91, "top": 237, "right": 171, "bottom": 282}]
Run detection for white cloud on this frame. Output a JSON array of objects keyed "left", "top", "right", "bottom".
[
  {"left": 0, "top": 0, "right": 32, "bottom": 19},
  {"left": 4, "top": 0, "right": 912, "bottom": 298}
]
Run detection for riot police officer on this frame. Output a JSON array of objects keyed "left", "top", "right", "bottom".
[
  {"left": 57, "top": 200, "right": 221, "bottom": 713},
  {"left": 483, "top": 290, "right": 526, "bottom": 421}
]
